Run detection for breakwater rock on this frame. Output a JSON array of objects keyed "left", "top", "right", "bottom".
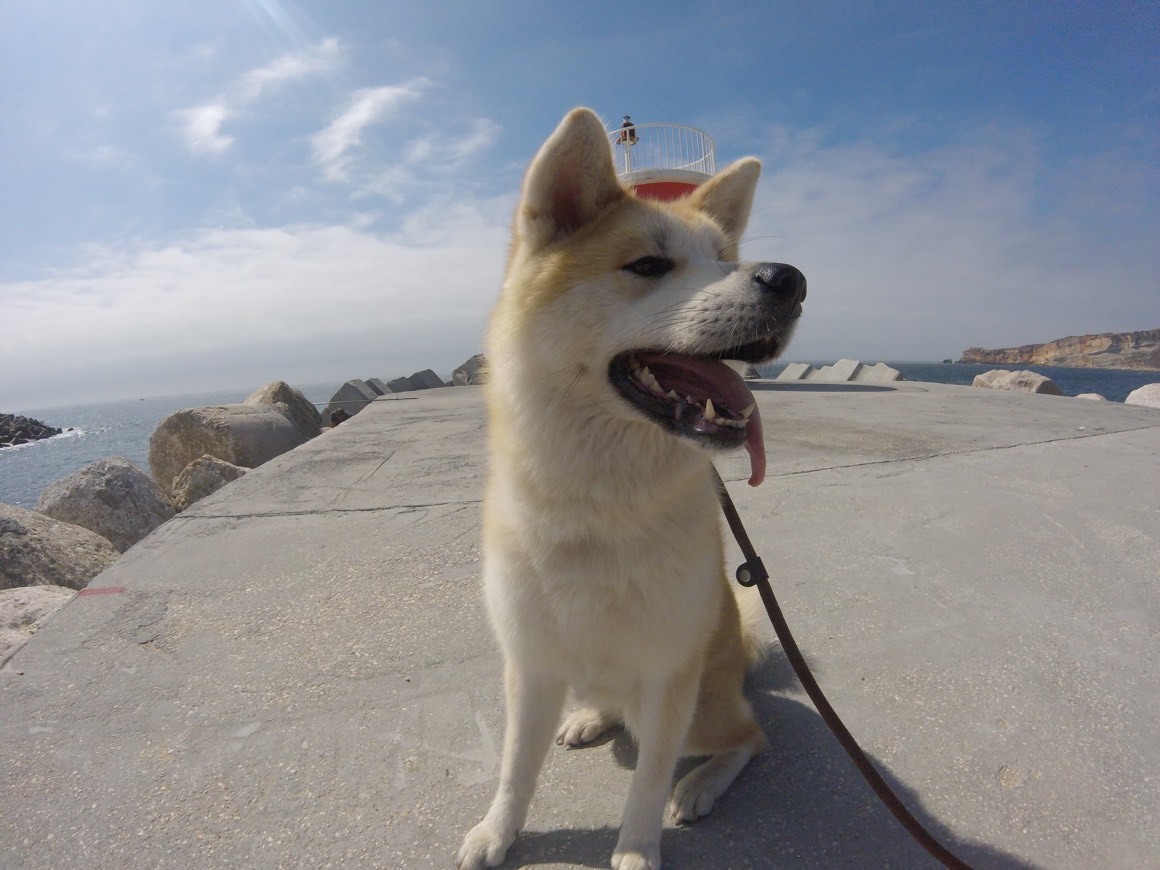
[
  {"left": 960, "top": 329, "right": 1160, "bottom": 371},
  {"left": 0, "top": 414, "right": 62, "bottom": 448}
]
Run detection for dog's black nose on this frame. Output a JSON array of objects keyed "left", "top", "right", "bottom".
[{"left": 755, "top": 263, "right": 806, "bottom": 302}]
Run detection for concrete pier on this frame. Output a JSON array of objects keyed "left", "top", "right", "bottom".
[{"left": 2, "top": 382, "right": 1157, "bottom": 868}]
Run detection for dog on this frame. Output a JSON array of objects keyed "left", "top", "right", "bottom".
[{"left": 456, "top": 108, "right": 806, "bottom": 870}]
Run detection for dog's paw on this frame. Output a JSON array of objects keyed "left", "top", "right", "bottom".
[
  {"left": 668, "top": 751, "right": 749, "bottom": 824},
  {"left": 556, "top": 707, "right": 620, "bottom": 747},
  {"left": 456, "top": 821, "right": 514, "bottom": 870},
  {"left": 611, "top": 842, "right": 661, "bottom": 870}
]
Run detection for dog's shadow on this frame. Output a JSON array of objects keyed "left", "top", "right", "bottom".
[{"left": 502, "top": 655, "right": 1038, "bottom": 869}]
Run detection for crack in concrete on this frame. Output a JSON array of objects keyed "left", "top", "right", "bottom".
[
  {"left": 721, "top": 420, "right": 1160, "bottom": 483},
  {"left": 174, "top": 498, "right": 483, "bottom": 522}
]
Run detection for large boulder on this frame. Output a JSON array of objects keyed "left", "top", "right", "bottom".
[
  {"left": 0, "top": 585, "right": 75, "bottom": 663},
  {"left": 451, "top": 354, "right": 487, "bottom": 386},
  {"left": 245, "top": 381, "right": 322, "bottom": 438},
  {"left": 35, "top": 458, "right": 175, "bottom": 552},
  {"left": 972, "top": 369, "right": 1063, "bottom": 395},
  {"left": 1125, "top": 383, "right": 1160, "bottom": 409},
  {"left": 149, "top": 403, "right": 315, "bottom": 496},
  {"left": 171, "top": 455, "right": 249, "bottom": 511},
  {"left": 0, "top": 504, "right": 121, "bottom": 591},
  {"left": 387, "top": 375, "right": 416, "bottom": 393}
]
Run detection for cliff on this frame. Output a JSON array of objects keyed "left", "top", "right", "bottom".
[{"left": 960, "top": 329, "right": 1160, "bottom": 371}]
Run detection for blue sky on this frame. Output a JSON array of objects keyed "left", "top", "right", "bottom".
[{"left": 2, "top": 0, "right": 1157, "bottom": 408}]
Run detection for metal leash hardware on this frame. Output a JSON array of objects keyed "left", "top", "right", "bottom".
[{"left": 712, "top": 467, "right": 973, "bottom": 870}]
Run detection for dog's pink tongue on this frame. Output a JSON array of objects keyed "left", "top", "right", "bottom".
[{"left": 745, "top": 401, "right": 766, "bottom": 487}]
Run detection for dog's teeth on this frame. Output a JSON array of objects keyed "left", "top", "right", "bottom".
[
  {"left": 667, "top": 390, "right": 680, "bottom": 400},
  {"left": 740, "top": 403, "right": 755, "bottom": 420},
  {"left": 705, "top": 398, "right": 716, "bottom": 421}
]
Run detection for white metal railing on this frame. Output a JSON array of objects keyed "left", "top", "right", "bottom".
[{"left": 607, "top": 122, "right": 716, "bottom": 178}]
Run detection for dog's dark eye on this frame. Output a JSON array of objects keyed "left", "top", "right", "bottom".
[{"left": 622, "top": 256, "right": 675, "bottom": 279}]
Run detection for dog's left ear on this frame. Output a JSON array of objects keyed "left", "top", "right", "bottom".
[
  {"left": 518, "top": 108, "right": 625, "bottom": 251},
  {"left": 688, "top": 157, "right": 761, "bottom": 244}
]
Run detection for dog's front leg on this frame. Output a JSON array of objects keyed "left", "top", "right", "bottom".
[
  {"left": 613, "top": 666, "right": 700, "bottom": 870},
  {"left": 457, "top": 661, "right": 565, "bottom": 870}
]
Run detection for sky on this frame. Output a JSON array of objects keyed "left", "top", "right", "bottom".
[{"left": 2, "top": 0, "right": 1157, "bottom": 409}]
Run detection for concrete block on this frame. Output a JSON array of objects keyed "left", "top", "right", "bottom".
[
  {"left": 323, "top": 380, "right": 379, "bottom": 421},
  {"left": 408, "top": 369, "right": 447, "bottom": 390},
  {"left": 810, "top": 359, "right": 863, "bottom": 381},
  {"left": 776, "top": 363, "right": 813, "bottom": 381},
  {"left": 852, "top": 362, "right": 903, "bottom": 383}
]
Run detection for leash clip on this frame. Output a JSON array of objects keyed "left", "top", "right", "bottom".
[{"left": 734, "top": 556, "right": 768, "bottom": 588}]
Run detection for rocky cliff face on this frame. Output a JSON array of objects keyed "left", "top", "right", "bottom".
[{"left": 960, "top": 329, "right": 1160, "bottom": 370}]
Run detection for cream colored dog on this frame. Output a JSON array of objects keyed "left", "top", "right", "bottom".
[{"left": 457, "top": 108, "right": 806, "bottom": 870}]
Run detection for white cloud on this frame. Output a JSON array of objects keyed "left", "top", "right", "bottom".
[
  {"left": 311, "top": 79, "right": 431, "bottom": 180},
  {"left": 403, "top": 117, "right": 502, "bottom": 167},
  {"left": 173, "top": 37, "right": 343, "bottom": 157},
  {"left": 173, "top": 104, "right": 235, "bottom": 155},
  {"left": 1, "top": 199, "right": 513, "bottom": 408},
  {"left": 236, "top": 36, "right": 342, "bottom": 102},
  {"left": 744, "top": 128, "right": 1159, "bottom": 360}
]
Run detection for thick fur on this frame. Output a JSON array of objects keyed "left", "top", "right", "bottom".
[{"left": 457, "top": 108, "right": 800, "bottom": 870}]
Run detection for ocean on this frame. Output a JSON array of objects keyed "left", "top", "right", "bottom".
[
  {"left": 2, "top": 365, "right": 1156, "bottom": 511},
  {"left": 1, "top": 382, "right": 339, "bottom": 510}
]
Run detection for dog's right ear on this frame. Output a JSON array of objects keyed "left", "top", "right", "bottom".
[{"left": 518, "top": 108, "right": 625, "bottom": 250}]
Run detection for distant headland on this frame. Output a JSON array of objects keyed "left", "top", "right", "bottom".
[{"left": 959, "top": 329, "right": 1160, "bottom": 371}]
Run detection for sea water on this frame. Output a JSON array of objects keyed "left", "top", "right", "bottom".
[
  {"left": 1, "top": 382, "right": 339, "bottom": 510},
  {"left": 2, "top": 366, "right": 1156, "bottom": 510}
]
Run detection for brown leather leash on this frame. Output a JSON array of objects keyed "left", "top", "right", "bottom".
[{"left": 713, "top": 467, "right": 973, "bottom": 869}]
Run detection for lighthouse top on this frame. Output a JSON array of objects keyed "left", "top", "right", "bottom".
[{"left": 608, "top": 119, "right": 717, "bottom": 202}]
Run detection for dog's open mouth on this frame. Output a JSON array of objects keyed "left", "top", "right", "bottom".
[{"left": 609, "top": 350, "right": 767, "bottom": 486}]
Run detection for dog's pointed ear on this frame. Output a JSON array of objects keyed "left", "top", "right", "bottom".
[
  {"left": 518, "top": 108, "right": 625, "bottom": 250},
  {"left": 688, "top": 157, "right": 761, "bottom": 244}
]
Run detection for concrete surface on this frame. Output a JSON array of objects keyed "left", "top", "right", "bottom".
[{"left": 2, "top": 382, "right": 1157, "bottom": 869}]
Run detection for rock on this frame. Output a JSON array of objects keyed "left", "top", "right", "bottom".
[
  {"left": 776, "top": 363, "right": 813, "bottom": 381},
  {"left": 408, "top": 369, "right": 447, "bottom": 390},
  {"left": 451, "top": 354, "right": 487, "bottom": 386},
  {"left": 387, "top": 376, "right": 416, "bottom": 393},
  {"left": 171, "top": 455, "right": 249, "bottom": 511},
  {"left": 1125, "top": 383, "right": 1160, "bottom": 409},
  {"left": 149, "top": 403, "right": 315, "bottom": 496},
  {"left": 35, "top": 458, "right": 175, "bottom": 552},
  {"left": 972, "top": 369, "right": 1063, "bottom": 395},
  {"left": 1075, "top": 393, "right": 1108, "bottom": 401},
  {"left": 960, "top": 329, "right": 1160, "bottom": 370},
  {"left": 245, "top": 381, "right": 322, "bottom": 439},
  {"left": 0, "top": 585, "right": 75, "bottom": 663},
  {"left": 0, "top": 504, "right": 121, "bottom": 591},
  {"left": 366, "top": 378, "right": 391, "bottom": 395},
  {"left": 0, "top": 413, "right": 62, "bottom": 449},
  {"left": 322, "top": 380, "right": 380, "bottom": 422}
]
